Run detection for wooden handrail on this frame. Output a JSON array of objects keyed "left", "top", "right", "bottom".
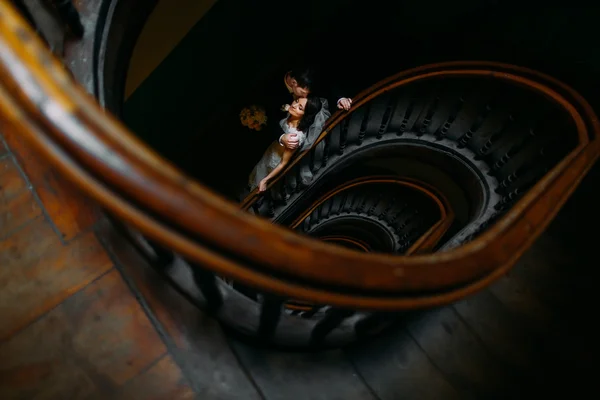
[
  {"left": 287, "top": 175, "right": 455, "bottom": 255},
  {"left": 238, "top": 58, "right": 593, "bottom": 211},
  {"left": 289, "top": 175, "right": 454, "bottom": 249},
  {"left": 1, "top": 1, "right": 599, "bottom": 309}
]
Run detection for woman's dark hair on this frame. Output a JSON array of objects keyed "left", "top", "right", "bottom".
[
  {"left": 298, "top": 95, "right": 322, "bottom": 133},
  {"left": 290, "top": 65, "right": 316, "bottom": 91}
]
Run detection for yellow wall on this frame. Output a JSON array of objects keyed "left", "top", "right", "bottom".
[{"left": 124, "top": 0, "right": 218, "bottom": 100}]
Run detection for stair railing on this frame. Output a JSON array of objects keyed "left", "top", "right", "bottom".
[
  {"left": 288, "top": 176, "right": 455, "bottom": 254},
  {"left": 1, "top": 1, "right": 599, "bottom": 310}
]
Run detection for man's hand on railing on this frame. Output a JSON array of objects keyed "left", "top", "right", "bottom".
[
  {"left": 279, "top": 133, "right": 300, "bottom": 150},
  {"left": 337, "top": 97, "right": 353, "bottom": 111}
]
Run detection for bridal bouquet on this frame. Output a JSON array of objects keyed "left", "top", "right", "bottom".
[{"left": 240, "top": 105, "right": 267, "bottom": 131}]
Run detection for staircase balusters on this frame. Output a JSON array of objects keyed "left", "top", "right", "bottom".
[
  {"left": 190, "top": 265, "right": 224, "bottom": 311},
  {"left": 258, "top": 296, "right": 284, "bottom": 340},
  {"left": 310, "top": 309, "right": 355, "bottom": 345}
]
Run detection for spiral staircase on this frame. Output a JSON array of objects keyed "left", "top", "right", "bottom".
[{"left": 1, "top": 1, "right": 599, "bottom": 399}]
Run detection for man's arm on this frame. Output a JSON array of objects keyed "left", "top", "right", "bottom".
[
  {"left": 279, "top": 133, "right": 300, "bottom": 149},
  {"left": 329, "top": 84, "right": 352, "bottom": 111}
]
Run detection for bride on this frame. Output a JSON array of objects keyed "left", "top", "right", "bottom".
[{"left": 248, "top": 94, "right": 330, "bottom": 192}]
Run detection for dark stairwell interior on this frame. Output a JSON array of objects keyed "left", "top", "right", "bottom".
[
  {"left": 123, "top": 0, "right": 600, "bottom": 200},
  {"left": 117, "top": 0, "right": 600, "bottom": 397},
  {"left": 1, "top": 0, "right": 599, "bottom": 399}
]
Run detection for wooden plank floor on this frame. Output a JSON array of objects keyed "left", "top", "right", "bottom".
[
  {"left": 1, "top": 129, "right": 597, "bottom": 399},
  {"left": 0, "top": 133, "right": 199, "bottom": 399}
]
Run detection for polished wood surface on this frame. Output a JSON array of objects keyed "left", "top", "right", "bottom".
[
  {"left": 95, "top": 219, "right": 265, "bottom": 399},
  {"left": 3, "top": 131, "right": 99, "bottom": 240},
  {"left": 0, "top": 131, "right": 195, "bottom": 399},
  {"left": 0, "top": 156, "right": 42, "bottom": 237},
  {"left": 1, "top": 127, "right": 595, "bottom": 398},
  {"left": 0, "top": 218, "right": 112, "bottom": 341},
  {"left": 1, "top": 1, "right": 599, "bottom": 309},
  {"left": 1, "top": 1, "right": 596, "bottom": 398}
]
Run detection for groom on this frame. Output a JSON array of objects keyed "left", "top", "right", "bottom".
[{"left": 276, "top": 65, "right": 352, "bottom": 151}]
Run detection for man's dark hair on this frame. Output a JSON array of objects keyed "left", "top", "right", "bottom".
[{"left": 290, "top": 65, "right": 317, "bottom": 91}]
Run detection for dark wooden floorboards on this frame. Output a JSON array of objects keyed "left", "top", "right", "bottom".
[
  {"left": 1, "top": 130, "right": 597, "bottom": 399},
  {"left": 0, "top": 133, "right": 198, "bottom": 399}
]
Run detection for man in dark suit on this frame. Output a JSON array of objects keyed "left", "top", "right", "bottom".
[{"left": 273, "top": 65, "right": 353, "bottom": 151}]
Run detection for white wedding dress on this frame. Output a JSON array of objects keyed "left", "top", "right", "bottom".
[{"left": 248, "top": 118, "right": 306, "bottom": 191}]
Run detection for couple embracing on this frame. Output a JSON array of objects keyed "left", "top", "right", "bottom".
[{"left": 248, "top": 66, "right": 352, "bottom": 193}]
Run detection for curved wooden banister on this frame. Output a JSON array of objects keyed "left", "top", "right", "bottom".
[
  {"left": 238, "top": 59, "right": 595, "bottom": 211},
  {"left": 2, "top": 2, "right": 599, "bottom": 309},
  {"left": 288, "top": 176, "right": 455, "bottom": 255}
]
